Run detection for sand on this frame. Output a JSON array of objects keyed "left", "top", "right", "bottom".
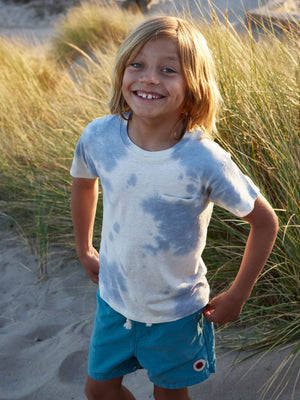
[
  {"left": 0, "top": 230, "right": 299, "bottom": 399},
  {"left": 0, "top": 1, "right": 299, "bottom": 399}
]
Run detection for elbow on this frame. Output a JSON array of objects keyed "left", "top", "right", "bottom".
[
  {"left": 259, "top": 205, "right": 279, "bottom": 239},
  {"left": 243, "top": 196, "right": 279, "bottom": 240},
  {"left": 260, "top": 207, "right": 279, "bottom": 243}
]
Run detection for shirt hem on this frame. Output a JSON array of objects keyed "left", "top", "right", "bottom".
[{"left": 99, "top": 290, "right": 209, "bottom": 325}]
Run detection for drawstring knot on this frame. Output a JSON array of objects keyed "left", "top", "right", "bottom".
[{"left": 124, "top": 319, "right": 132, "bottom": 330}]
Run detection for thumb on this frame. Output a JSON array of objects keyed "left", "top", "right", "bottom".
[{"left": 203, "top": 303, "right": 215, "bottom": 320}]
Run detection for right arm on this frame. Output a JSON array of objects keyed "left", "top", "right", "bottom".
[{"left": 71, "top": 177, "right": 99, "bottom": 284}]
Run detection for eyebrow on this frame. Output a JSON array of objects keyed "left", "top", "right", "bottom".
[
  {"left": 136, "top": 52, "right": 180, "bottom": 63},
  {"left": 164, "top": 55, "right": 180, "bottom": 62}
]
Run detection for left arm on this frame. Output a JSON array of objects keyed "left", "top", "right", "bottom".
[{"left": 203, "top": 195, "right": 279, "bottom": 324}]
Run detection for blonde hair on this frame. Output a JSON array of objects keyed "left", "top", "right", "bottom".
[{"left": 109, "top": 16, "right": 220, "bottom": 135}]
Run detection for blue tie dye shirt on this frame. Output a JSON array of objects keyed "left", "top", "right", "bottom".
[{"left": 70, "top": 114, "right": 260, "bottom": 323}]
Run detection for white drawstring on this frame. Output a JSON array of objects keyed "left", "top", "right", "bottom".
[
  {"left": 124, "top": 319, "right": 132, "bottom": 330},
  {"left": 123, "top": 319, "right": 152, "bottom": 329}
]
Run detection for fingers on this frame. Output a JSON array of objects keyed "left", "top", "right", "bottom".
[
  {"left": 78, "top": 249, "right": 100, "bottom": 284},
  {"left": 202, "top": 295, "right": 243, "bottom": 324},
  {"left": 89, "top": 265, "right": 100, "bottom": 284},
  {"left": 90, "top": 272, "right": 99, "bottom": 284},
  {"left": 203, "top": 303, "right": 215, "bottom": 321},
  {"left": 82, "top": 261, "right": 99, "bottom": 284}
]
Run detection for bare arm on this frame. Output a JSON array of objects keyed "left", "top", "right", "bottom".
[
  {"left": 71, "top": 177, "right": 100, "bottom": 284},
  {"left": 203, "top": 195, "right": 279, "bottom": 324}
]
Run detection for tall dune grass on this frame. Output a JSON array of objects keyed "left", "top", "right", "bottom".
[
  {"left": 201, "top": 17, "right": 299, "bottom": 342},
  {"left": 0, "top": 1, "right": 299, "bottom": 389},
  {"left": 51, "top": 0, "right": 143, "bottom": 64},
  {"left": 0, "top": 37, "right": 112, "bottom": 265}
]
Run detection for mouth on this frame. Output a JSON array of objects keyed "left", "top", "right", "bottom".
[{"left": 134, "top": 90, "right": 164, "bottom": 100}]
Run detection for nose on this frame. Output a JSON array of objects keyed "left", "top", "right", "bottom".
[{"left": 140, "top": 67, "right": 159, "bottom": 85}]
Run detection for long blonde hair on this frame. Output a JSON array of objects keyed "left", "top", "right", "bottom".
[{"left": 108, "top": 16, "right": 221, "bottom": 135}]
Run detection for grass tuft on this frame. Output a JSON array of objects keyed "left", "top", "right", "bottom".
[{"left": 51, "top": 0, "right": 143, "bottom": 64}]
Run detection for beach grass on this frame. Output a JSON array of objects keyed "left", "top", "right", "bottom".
[
  {"left": 202, "top": 15, "right": 299, "bottom": 334},
  {"left": 51, "top": 0, "right": 143, "bottom": 64},
  {"left": 0, "top": 0, "right": 299, "bottom": 387}
]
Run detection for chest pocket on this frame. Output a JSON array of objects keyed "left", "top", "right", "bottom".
[{"left": 157, "top": 194, "right": 202, "bottom": 233}]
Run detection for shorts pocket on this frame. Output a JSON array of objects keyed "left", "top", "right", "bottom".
[{"left": 201, "top": 315, "right": 216, "bottom": 372}]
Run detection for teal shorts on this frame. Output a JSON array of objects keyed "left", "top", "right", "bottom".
[{"left": 88, "top": 290, "right": 216, "bottom": 389}]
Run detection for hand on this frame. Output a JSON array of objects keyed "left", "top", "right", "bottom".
[
  {"left": 78, "top": 247, "right": 100, "bottom": 284},
  {"left": 203, "top": 290, "right": 246, "bottom": 325}
]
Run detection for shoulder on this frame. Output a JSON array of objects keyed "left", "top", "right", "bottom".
[
  {"left": 200, "top": 138, "right": 231, "bottom": 164},
  {"left": 182, "top": 129, "right": 231, "bottom": 165},
  {"left": 82, "top": 114, "right": 122, "bottom": 140}
]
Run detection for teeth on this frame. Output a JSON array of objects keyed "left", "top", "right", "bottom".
[{"left": 138, "top": 92, "right": 160, "bottom": 100}]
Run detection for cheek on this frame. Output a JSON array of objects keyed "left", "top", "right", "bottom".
[
  {"left": 176, "top": 79, "right": 187, "bottom": 101},
  {"left": 121, "top": 69, "right": 127, "bottom": 88},
  {"left": 121, "top": 75, "right": 126, "bottom": 92},
  {"left": 121, "top": 78, "right": 129, "bottom": 101},
  {"left": 176, "top": 85, "right": 187, "bottom": 108},
  {"left": 122, "top": 68, "right": 132, "bottom": 86},
  {"left": 121, "top": 71, "right": 133, "bottom": 98}
]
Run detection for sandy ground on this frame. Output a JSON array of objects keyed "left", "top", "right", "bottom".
[
  {"left": 0, "top": 1, "right": 299, "bottom": 399},
  {"left": 0, "top": 231, "right": 299, "bottom": 400},
  {"left": 0, "top": 0, "right": 299, "bottom": 43}
]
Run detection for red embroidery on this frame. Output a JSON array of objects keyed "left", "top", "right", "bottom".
[{"left": 193, "top": 359, "right": 206, "bottom": 372}]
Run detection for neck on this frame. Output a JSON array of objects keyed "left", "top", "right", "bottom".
[{"left": 127, "top": 114, "right": 185, "bottom": 152}]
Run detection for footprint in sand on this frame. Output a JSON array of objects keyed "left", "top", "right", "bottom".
[
  {"left": 25, "top": 324, "right": 64, "bottom": 342},
  {"left": 0, "top": 324, "right": 65, "bottom": 398},
  {"left": 58, "top": 350, "right": 88, "bottom": 384}
]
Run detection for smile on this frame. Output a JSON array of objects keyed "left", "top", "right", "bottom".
[{"left": 135, "top": 91, "right": 163, "bottom": 100}]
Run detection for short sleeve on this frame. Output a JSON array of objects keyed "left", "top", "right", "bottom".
[
  {"left": 70, "top": 124, "right": 98, "bottom": 179},
  {"left": 208, "top": 153, "right": 260, "bottom": 217}
]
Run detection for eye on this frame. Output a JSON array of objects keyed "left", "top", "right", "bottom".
[
  {"left": 162, "top": 67, "right": 176, "bottom": 74},
  {"left": 130, "top": 62, "right": 143, "bottom": 69}
]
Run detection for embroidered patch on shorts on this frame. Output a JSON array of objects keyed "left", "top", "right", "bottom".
[{"left": 193, "top": 359, "right": 206, "bottom": 372}]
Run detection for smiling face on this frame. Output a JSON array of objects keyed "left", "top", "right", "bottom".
[{"left": 121, "top": 37, "right": 187, "bottom": 125}]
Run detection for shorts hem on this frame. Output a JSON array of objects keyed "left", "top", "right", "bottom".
[
  {"left": 89, "top": 366, "right": 143, "bottom": 382},
  {"left": 150, "top": 370, "right": 214, "bottom": 389}
]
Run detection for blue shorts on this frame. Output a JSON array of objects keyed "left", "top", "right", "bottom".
[{"left": 88, "top": 290, "right": 216, "bottom": 389}]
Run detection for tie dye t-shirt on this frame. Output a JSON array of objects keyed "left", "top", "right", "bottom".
[{"left": 70, "top": 114, "right": 260, "bottom": 324}]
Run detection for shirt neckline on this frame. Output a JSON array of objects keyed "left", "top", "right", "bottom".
[{"left": 119, "top": 115, "right": 192, "bottom": 160}]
